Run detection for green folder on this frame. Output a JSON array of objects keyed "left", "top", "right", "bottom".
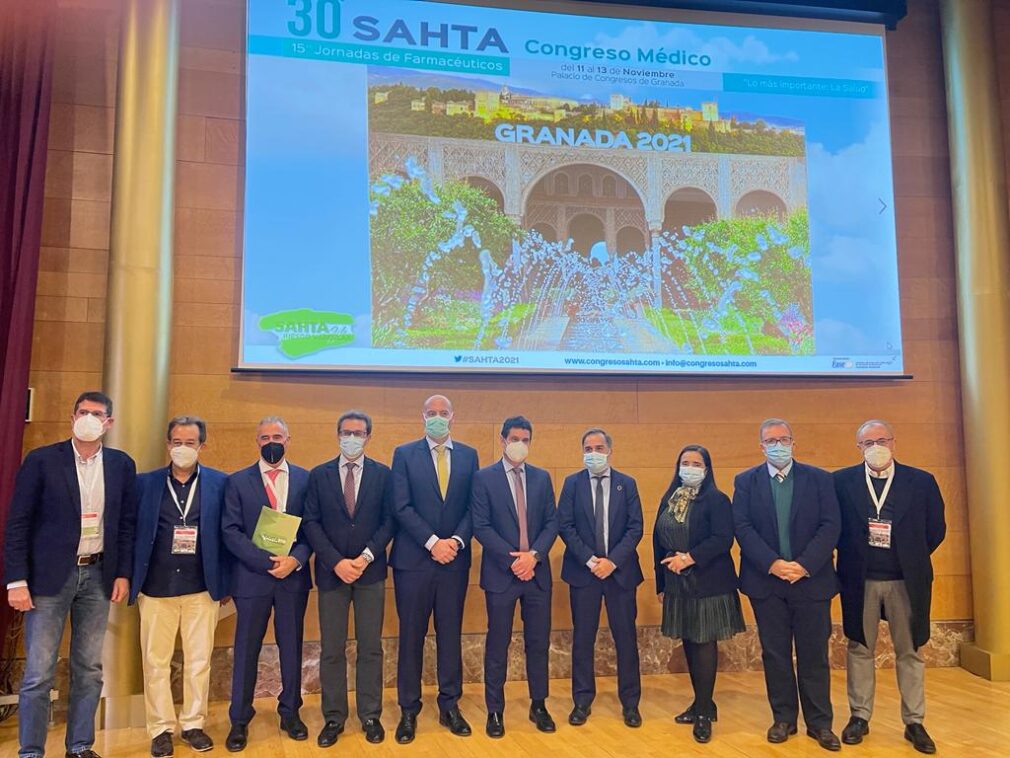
[{"left": 251, "top": 506, "right": 301, "bottom": 556}]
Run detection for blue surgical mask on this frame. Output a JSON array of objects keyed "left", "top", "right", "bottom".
[
  {"left": 424, "top": 415, "right": 450, "bottom": 439},
  {"left": 679, "top": 466, "right": 706, "bottom": 488},
  {"left": 764, "top": 443, "right": 793, "bottom": 469},
  {"left": 340, "top": 436, "right": 365, "bottom": 460},
  {"left": 583, "top": 451, "right": 609, "bottom": 475}
]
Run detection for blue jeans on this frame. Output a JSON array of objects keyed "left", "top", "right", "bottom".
[{"left": 19, "top": 563, "right": 110, "bottom": 758}]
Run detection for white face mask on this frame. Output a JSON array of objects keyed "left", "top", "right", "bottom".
[
  {"left": 340, "top": 436, "right": 366, "bottom": 460},
  {"left": 679, "top": 465, "right": 706, "bottom": 488},
  {"left": 863, "top": 444, "right": 893, "bottom": 469},
  {"left": 583, "top": 451, "right": 609, "bottom": 475},
  {"left": 73, "top": 413, "right": 105, "bottom": 443},
  {"left": 504, "top": 440, "right": 529, "bottom": 464},
  {"left": 170, "top": 445, "right": 199, "bottom": 469}
]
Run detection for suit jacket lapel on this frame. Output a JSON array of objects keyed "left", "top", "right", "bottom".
[
  {"left": 324, "top": 460, "right": 350, "bottom": 519},
  {"left": 496, "top": 463, "right": 520, "bottom": 529},
  {"left": 607, "top": 472, "right": 622, "bottom": 534},
  {"left": 756, "top": 466, "right": 776, "bottom": 531},
  {"left": 419, "top": 439, "right": 444, "bottom": 502},
  {"left": 62, "top": 441, "right": 83, "bottom": 514},
  {"left": 248, "top": 465, "right": 270, "bottom": 510},
  {"left": 789, "top": 464, "right": 805, "bottom": 529},
  {"left": 580, "top": 470, "right": 595, "bottom": 526}
]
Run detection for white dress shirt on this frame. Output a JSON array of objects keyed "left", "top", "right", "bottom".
[
  {"left": 259, "top": 458, "right": 289, "bottom": 512},
  {"left": 587, "top": 467, "right": 612, "bottom": 568},
  {"left": 767, "top": 460, "right": 794, "bottom": 479},
  {"left": 338, "top": 454, "right": 372, "bottom": 562},
  {"left": 423, "top": 437, "right": 465, "bottom": 552}
]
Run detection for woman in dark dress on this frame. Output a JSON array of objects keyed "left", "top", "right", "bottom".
[{"left": 654, "top": 444, "right": 745, "bottom": 743}]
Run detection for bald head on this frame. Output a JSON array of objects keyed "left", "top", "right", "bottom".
[
  {"left": 423, "top": 395, "right": 453, "bottom": 414},
  {"left": 422, "top": 394, "right": 454, "bottom": 442}
]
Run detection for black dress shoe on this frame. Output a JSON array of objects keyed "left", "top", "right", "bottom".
[
  {"left": 363, "top": 718, "right": 385, "bottom": 744},
  {"left": 66, "top": 752, "right": 102, "bottom": 758},
  {"left": 395, "top": 713, "right": 417, "bottom": 744},
  {"left": 674, "top": 701, "right": 718, "bottom": 724},
  {"left": 280, "top": 715, "right": 308, "bottom": 741},
  {"left": 568, "top": 704, "right": 591, "bottom": 726},
  {"left": 623, "top": 706, "right": 642, "bottom": 728},
  {"left": 225, "top": 724, "right": 247, "bottom": 753},
  {"left": 151, "top": 732, "right": 173, "bottom": 758},
  {"left": 317, "top": 721, "right": 344, "bottom": 748},
  {"left": 767, "top": 721, "right": 798, "bottom": 743},
  {"left": 486, "top": 712, "right": 505, "bottom": 738},
  {"left": 842, "top": 716, "right": 869, "bottom": 745},
  {"left": 438, "top": 708, "right": 472, "bottom": 736},
  {"left": 905, "top": 723, "right": 937, "bottom": 754},
  {"left": 180, "top": 729, "right": 213, "bottom": 753},
  {"left": 693, "top": 715, "right": 712, "bottom": 744},
  {"left": 529, "top": 702, "right": 556, "bottom": 733},
  {"left": 807, "top": 728, "right": 842, "bottom": 751}
]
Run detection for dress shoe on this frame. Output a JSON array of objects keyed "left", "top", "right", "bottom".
[
  {"left": 807, "top": 728, "right": 842, "bottom": 751},
  {"left": 486, "top": 712, "right": 505, "bottom": 738},
  {"left": 225, "top": 724, "right": 247, "bottom": 752},
  {"left": 66, "top": 752, "right": 102, "bottom": 758},
  {"left": 151, "top": 732, "right": 173, "bottom": 758},
  {"left": 317, "top": 721, "right": 344, "bottom": 748},
  {"left": 674, "top": 701, "right": 718, "bottom": 724},
  {"left": 438, "top": 708, "right": 472, "bottom": 736},
  {"left": 905, "top": 723, "right": 937, "bottom": 754},
  {"left": 280, "top": 715, "right": 308, "bottom": 741},
  {"left": 363, "top": 718, "right": 385, "bottom": 744},
  {"left": 529, "top": 701, "right": 556, "bottom": 733},
  {"left": 842, "top": 716, "right": 870, "bottom": 745},
  {"left": 693, "top": 715, "right": 712, "bottom": 744},
  {"left": 767, "top": 721, "right": 798, "bottom": 743},
  {"left": 568, "top": 704, "right": 591, "bottom": 726},
  {"left": 395, "top": 713, "right": 417, "bottom": 744},
  {"left": 180, "top": 729, "right": 213, "bottom": 753},
  {"left": 623, "top": 706, "right": 642, "bottom": 728}
]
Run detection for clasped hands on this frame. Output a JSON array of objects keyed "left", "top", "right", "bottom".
[
  {"left": 769, "top": 558, "right": 808, "bottom": 584},
  {"left": 509, "top": 551, "right": 537, "bottom": 581},
  {"left": 334, "top": 555, "right": 369, "bottom": 584},
  {"left": 661, "top": 552, "right": 695, "bottom": 575},
  {"left": 431, "top": 538, "right": 460, "bottom": 564}
]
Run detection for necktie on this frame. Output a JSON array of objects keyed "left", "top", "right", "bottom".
[
  {"left": 435, "top": 444, "right": 448, "bottom": 499},
  {"left": 775, "top": 472, "right": 785, "bottom": 483},
  {"left": 265, "top": 468, "right": 282, "bottom": 510},
  {"left": 344, "top": 461, "right": 357, "bottom": 517},
  {"left": 593, "top": 476, "right": 607, "bottom": 557},
  {"left": 511, "top": 467, "right": 529, "bottom": 552}
]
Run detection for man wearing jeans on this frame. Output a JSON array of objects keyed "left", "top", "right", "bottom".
[{"left": 3, "top": 391, "right": 137, "bottom": 758}]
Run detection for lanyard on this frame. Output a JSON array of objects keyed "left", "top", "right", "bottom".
[
  {"left": 167, "top": 475, "right": 199, "bottom": 524},
  {"left": 864, "top": 467, "right": 894, "bottom": 517}
]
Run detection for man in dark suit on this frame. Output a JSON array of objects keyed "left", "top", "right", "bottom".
[
  {"left": 390, "top": 395, "right": 479, "bottom": 743},
  {"left": 732, "top": 418, "right": 842, "bottom": 752},
  {"left": 472, "top": 415, "right": 559, "bottom": 738},
  {"left": 4, "top": 391, "right": 136, "bottom": 758},
  {"left": 303, "top": 410, "right": 394, "bottom": 748},
  {"left": 558, "top": 428, "right": 644, "bottom": 728},
  {"left": 222, "top": 416, "right": 313, "bottom": 751},
  {"left": 131, "top": 415, "right": 231, "bottom": 758},
  {"left": 834, "top": 420, "right": 945, "bottom": 755}
]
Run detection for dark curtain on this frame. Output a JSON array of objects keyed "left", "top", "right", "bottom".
[{"left": 0, "top": 0, "right": 57, "bottom": 669}]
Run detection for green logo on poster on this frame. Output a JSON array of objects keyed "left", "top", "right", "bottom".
[{"left": 259, "top": 308, "right": 354, "bottom": 359}]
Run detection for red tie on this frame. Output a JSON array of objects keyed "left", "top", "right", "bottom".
[{"left": 265, "top": 468, "right": 281, "bottom": 509}]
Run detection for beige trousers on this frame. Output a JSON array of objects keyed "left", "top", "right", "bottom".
[{"left": 138, "top": 592, "right": 219, "bottom": 738}]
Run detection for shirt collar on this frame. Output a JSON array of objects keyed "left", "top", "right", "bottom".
[
  {"left": 339, "top": 454, "right": 365, "bottom": 469},
  {"left": 590, "top": 467, "right": 611, "bottom": 479},
  {"left": 866, "top": 461, "right": 894, "bottom": 480},
  {"left": 71, "top": 439, "right": 103, "bottom": 464},
  {"left": 767, "top": 460, "right": 793, "bottom": 478},
  {"left": 258, "top": 458, "right": 290, "bottom": 476},
  {"left": 502, "top": 457, "right": 524, "bottom": 475},
  {"left": 427, "top": 436, "right": 454, "bottom": 450}
]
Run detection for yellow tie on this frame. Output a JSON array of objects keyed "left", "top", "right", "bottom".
[{"left": 435, "top": 444, "right": 448, "bottom": 499}]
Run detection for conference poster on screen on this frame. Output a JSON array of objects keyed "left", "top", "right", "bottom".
[{"left": 241, "top": 0, "right": 903, "bottom": 375}]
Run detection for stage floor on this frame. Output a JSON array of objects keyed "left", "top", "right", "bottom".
[{"left": 2, "top": 669, "right": 1008, "bottom": 757}]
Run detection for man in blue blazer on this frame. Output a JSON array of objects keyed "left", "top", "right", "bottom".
[
  {"left": 4, "top": 391, "right": 137, "bottom": 758},
  {"left": 472, "top": 415, "right": 558, "bottom": 738},
  {"left": 303, "top": 410, "right": 394, "bottom": 748},
  {"left": 221, "top": 416, "right": 313, "bottom": 751},
  {"left": 390, "top": 395, "right": 479, "bottom": 743},
  {"left": 732, "top": 418, "right": 842, "bottom": 752},
  {"left": 131, "top": 416, "right": 230, "bottom": 758},
  {"left": 558, "top": 428, "right": 644, "bottom": 729}
]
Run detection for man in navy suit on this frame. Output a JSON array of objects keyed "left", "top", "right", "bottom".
[
  {"left": 303, "top": 410, "right": 394, "bottom": 748},
  {"left": 732, "top": 418, "right": 842, "bottom": 752},
  {"left": 390, "top": 395, "right": 479, "bottom": 743},
  {"left": 558, "top": 428, "right": 644, "bottom": 729},
  {"left": 222, "top": 416, "right": 313, "bottom": 751},
  {"left": 472, "top": 415, "right": 559, "bottom": 738},
  {"left": 132, "top": 416, "right": 231, "bottom": 758},
  {"left": 4, "top": 391, "right": 137, "bottom": 758}
]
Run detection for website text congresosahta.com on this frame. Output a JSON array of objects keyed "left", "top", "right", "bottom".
[{"left": 453, "top": 354, "right": 759, "bottom": 370}]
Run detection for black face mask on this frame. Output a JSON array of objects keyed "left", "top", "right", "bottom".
[{"left": 261, "top": 442, "right": 285, "bottom": 465}]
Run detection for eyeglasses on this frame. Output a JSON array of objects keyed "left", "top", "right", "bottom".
[
  {"left": 76, "top": 410, "right": 108, "bottom": 419},
  {"left": 857, "top": 437, "right": 894, "bottom": 449},
  {"left": 761, "top": 436, "right": 793, "bottom": 446},
  {"left": 338, "top": 430, "right": 368, "bottom": 439}
]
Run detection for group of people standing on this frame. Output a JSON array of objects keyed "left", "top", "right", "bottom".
[{"left": 4, "top": 392, "right": 945, "bottom": 758}]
